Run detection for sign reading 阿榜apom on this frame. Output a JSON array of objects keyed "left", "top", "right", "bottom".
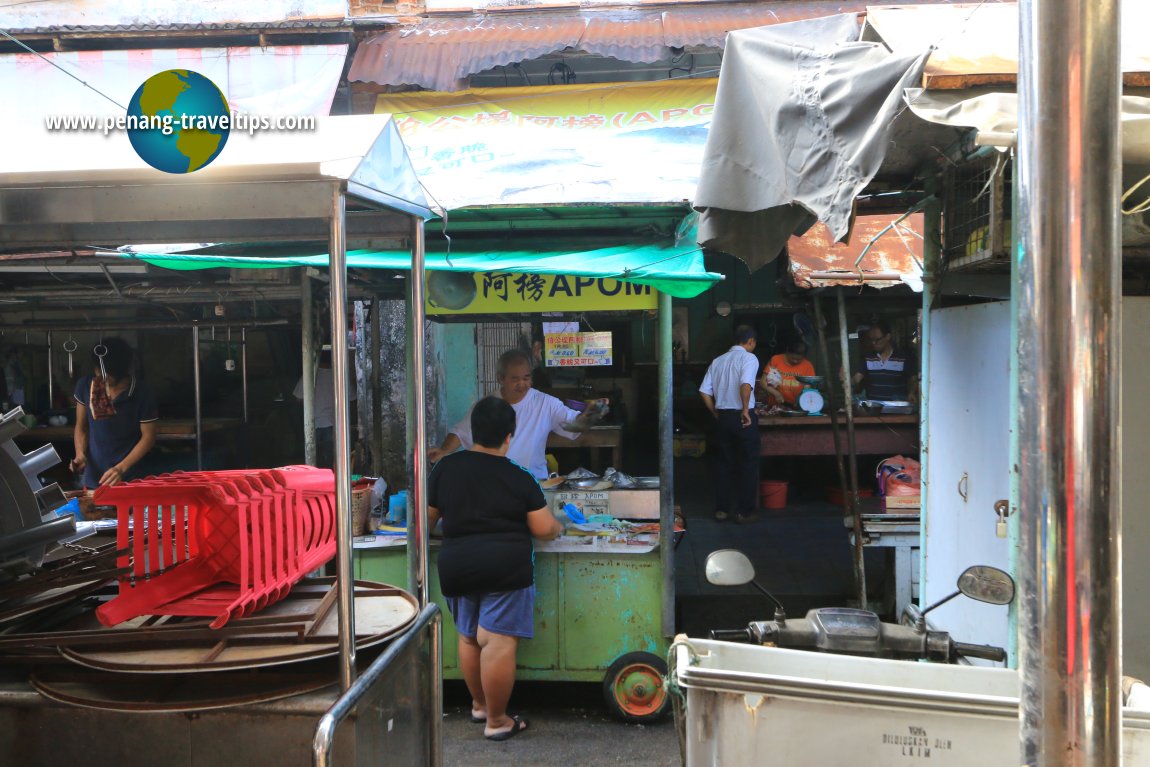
[{"left": 425, "top": 271, "right": 657, "bottom": 315}]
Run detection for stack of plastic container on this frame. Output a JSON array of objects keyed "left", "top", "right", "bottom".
[{"left": 93, "top": 466, "right": 336, "bottom": 629}]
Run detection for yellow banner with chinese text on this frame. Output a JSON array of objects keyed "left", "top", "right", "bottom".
[
  {"left": 425, "top": 272, "right": 657, "bottom": 315},
  {"left": 377, "top": 79, "right": 717, "bottom": 136}
]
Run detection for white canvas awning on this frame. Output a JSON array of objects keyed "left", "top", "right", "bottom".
[{"left": 0, "top": 114, "right": 438, "bottom": 249}]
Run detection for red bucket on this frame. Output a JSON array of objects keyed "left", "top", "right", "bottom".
[{"left": 760, "top": 480, "right": 788, "bottom": 510}]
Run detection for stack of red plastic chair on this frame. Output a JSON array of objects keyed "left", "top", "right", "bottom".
[{"left": 93, "top": 466, "right": 336, "bottom": 629}]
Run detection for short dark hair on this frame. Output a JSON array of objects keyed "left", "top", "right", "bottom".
[
  {"left": 497, "top": 348, "right": 533, "bottom": 376},
  {"left": 869, "top": 320, "right": 893, "bottom": 338},
  {"left": 471, "top": 395, "right": 516, "bottom": 448},
  {"left": 734, "top": 325, "right": 757, "bottom": 345},
  {"left": 786, "top": 339, "right": 808, "bottom": 356},
  {"left": 94, "top": 337, "right": 134, "bottom": 380}
]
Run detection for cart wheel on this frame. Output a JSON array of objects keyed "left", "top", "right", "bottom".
[{"left": 602, "top": 651, "right": 670, "bottom": 723}]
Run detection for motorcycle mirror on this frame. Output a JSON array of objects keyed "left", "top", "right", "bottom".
[
  {"left": 956, "top": 565, "right": 1015, "bottom": 606},
  {"left": 705, "top": 549, "right": 756, "bottom": 586}
]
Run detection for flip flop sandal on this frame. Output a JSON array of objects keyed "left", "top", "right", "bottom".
[{"left": 485, "top": 714, "right": 529, "bottom": 742}]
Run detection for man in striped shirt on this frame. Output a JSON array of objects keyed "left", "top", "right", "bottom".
[
  {"left": 699, "top": 326, "right": 761, "bottom": 524},
  {"left": 852, "top": 321, "right": 919, "bottom": 402}
]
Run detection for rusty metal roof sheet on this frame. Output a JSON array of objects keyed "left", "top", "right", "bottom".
[
  {"left": 788, "top": 212, "right": 925, "bottom": 291},
  {"left": 352, "top": 1, "right": 964, "bottom": 92},
  {"left": 6, "top": 20, "right": 352, "bottom": 35},
  {"left": 580, "top": 13, "right": 666, "bottom": 63},
  {"left": 350, "top": 14, "right": 586, "bottom": 91}
]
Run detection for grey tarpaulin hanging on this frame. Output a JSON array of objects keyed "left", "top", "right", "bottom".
[{"left": 693, "top": 13, "right": 930, "bottom": 272}]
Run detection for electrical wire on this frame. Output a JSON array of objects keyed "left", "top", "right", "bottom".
[{"left": 0, "top": 27, "right": 126, "bottom": 111}]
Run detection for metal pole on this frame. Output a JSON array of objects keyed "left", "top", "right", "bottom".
[
  {"left": 1017, "top": 0, "right": 1122, "bottom": 763},
  {"left": 409, "top": 220, "right": 430, "bottom": 610},
  {"left": 301, "top": 271, "right": 317, "bottom": 467},
  {"left": 329, "top": 188, "right": 356, "bottom": 692},
  {"left": 240, "top": 328, "right": 248, "bottom": 424},
  {"left": 658, "top": 290, "right": 675, "bottom": 638},
  {"left": 370, "top": 300, "right": 384, "bottom": 477},
  {"left": 430, "top": 557, "right": 444, "bottom": 767},
  {"left": 811, "top": 297, "right": 851, "bottom": 520},
  {"left": 920, "top": 171, "right": 943, "bottom": 619},
  {"left": 192, "top": 324, "right": 203, "bottom": 471},
  {"left": 46, "top": 331, "right": 53, "bottom": 407},
  {"left": 409, "top": 218, "right": 440, "bottom": 767},
  {"left": 836, "top": 288, "right": 866, "bottom": 609}
]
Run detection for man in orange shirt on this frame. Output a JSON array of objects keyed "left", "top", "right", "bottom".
[{"left": 761, "top": 340, "right": 816, "bottom": 407}]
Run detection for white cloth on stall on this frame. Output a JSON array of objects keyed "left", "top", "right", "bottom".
[
  {"left": 450, "top": 388, "right": 581, "bottom": 479},
  {"left": 699, "top": 346, "right": 760, "bottom": 410}
]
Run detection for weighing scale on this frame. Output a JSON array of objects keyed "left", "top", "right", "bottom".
[{"left": 795, "top": 375, "right": 826, "bottom": 416}]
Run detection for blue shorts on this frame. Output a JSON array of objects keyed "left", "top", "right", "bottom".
[{"left": 446, "top": 585, "right": 535, "bottom": 639}]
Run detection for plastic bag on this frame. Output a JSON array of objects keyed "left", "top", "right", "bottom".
[
  {"left": 876, "top": 455, "right": 921, "bottom": 497},
  {"left": 603, "top": 468, "right": 637, "bottom": 488}
]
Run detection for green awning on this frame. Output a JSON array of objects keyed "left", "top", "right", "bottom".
[{"left": 112, "top": 240, "right": 723, "bottom": 299}]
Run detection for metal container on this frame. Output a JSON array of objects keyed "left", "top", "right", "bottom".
[{"left": 672, "top": 638, "right": 1150, "bottom": 766}]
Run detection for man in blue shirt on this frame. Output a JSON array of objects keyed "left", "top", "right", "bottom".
[
  {"left": 699, "top": 326, "right": 761, "bottom": 523},
  {"left": 72, "top": 338, "right": 158, "bottom": 487}
]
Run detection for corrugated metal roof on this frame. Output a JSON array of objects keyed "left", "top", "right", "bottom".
[
  {"left": 349, "top": 2, "right": 896, "bottom": 92},
  {"left": 350, "top": 15, "right": 586, "bottom": 91},
  {"left": 6, "top": 20, "right": 352, "bottom": 35},
  {"left": 788, "top": 212, "right": 925, "bottom": 291},
  {"left": 0, "top": 0, "right": 348, "bottom": 32}
]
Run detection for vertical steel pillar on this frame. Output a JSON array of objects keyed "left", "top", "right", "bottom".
[
  {"left": 192, "top": 324, "right": 203, "bottom": 471},
  {"left": 370, "top": 300, "right": 384, "bottom": 477},
  {"left": 240, "top": 328, "right": 249, "bottom": 425},
  {"left": 836, "top": 288, "right": 866, "bottom": 609},
  {"left": 407, "top": 218, "right": 440, "bottom": 767},
  {"left": 301, "top": 271, "right": 317, "bottom": 467},
  {"left": 1017, "top": 0, "right": 1122, "bottom": 763},
  {"left": 328, "top": 188, "right": 356, "bottom": 692},
  {"left": 658, "top": 290, "right": 675, "bottom": 637},
  {"left": 919, "top": 170, "right": 942, "bottom": 616},
  {"left": 46, "top": 331, "right": 53, "bottom": 406},
  {"left": 408, "top": 220, "right": 430, "bottom": 610}
]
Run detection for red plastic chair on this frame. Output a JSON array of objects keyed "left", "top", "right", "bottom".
[{"left": 94, "top": 467, "right": 336, "bottom": 629}]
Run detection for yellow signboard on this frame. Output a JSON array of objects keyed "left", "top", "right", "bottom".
[
  {"left": 546, "top": 331, "right": 613, "bottom": 367},
  {"left": 425, "top": 271, "right": 657, "bottom": 315},
  {"left": 378, "top": 79, "right": 717, "bottom": 137}
]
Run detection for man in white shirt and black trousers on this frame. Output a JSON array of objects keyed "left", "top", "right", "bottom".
[{"left": 698, "top": 325, "right": 761, "bottom": 524}]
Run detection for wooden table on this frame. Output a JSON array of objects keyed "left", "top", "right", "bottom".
[
  {"left": 14, "top": 418, "right": 241, "bottom": 443},
  {"left": 547, "top": 424, "right": 623, "bottom": 472},
  {"left": 758, "top": 414, "right": 918, "bottom": 456}
]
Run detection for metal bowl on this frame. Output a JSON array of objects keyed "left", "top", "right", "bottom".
[
  {"left": 794, "top": 375, "right": 825, "bottom": 386},
  {"left": 567, "top": 477, "right": 605, "bottom": 490}
]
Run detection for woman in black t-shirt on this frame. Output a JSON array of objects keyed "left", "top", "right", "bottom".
[{"left": 428, "top": 396, "right": 562, "bottom": 741}]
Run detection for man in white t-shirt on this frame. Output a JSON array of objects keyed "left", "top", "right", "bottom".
[
  {"left": 429, "top": 349, "right": 607, "bottom": 479},
  {"left": 293, "top": 346, "right": 357, "bottom": 468}
]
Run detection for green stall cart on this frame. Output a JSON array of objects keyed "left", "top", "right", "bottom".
[{"left": 355, "top": 486, "right": 672, "bottom": 722}]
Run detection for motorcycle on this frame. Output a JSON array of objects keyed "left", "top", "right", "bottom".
[
  {"left": 671, "top": 550, "right": 1150, "bottom": 766},
  {"left": 702, "top": 548, "right": 1013, "bottom": 663}
]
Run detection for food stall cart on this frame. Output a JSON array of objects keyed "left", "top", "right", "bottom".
[
  {"left": 0, "top": 115, "right": 444, "bottom": 766},
  {"left": 347, "top": 234, "right": 720, "bottom": 721}
]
